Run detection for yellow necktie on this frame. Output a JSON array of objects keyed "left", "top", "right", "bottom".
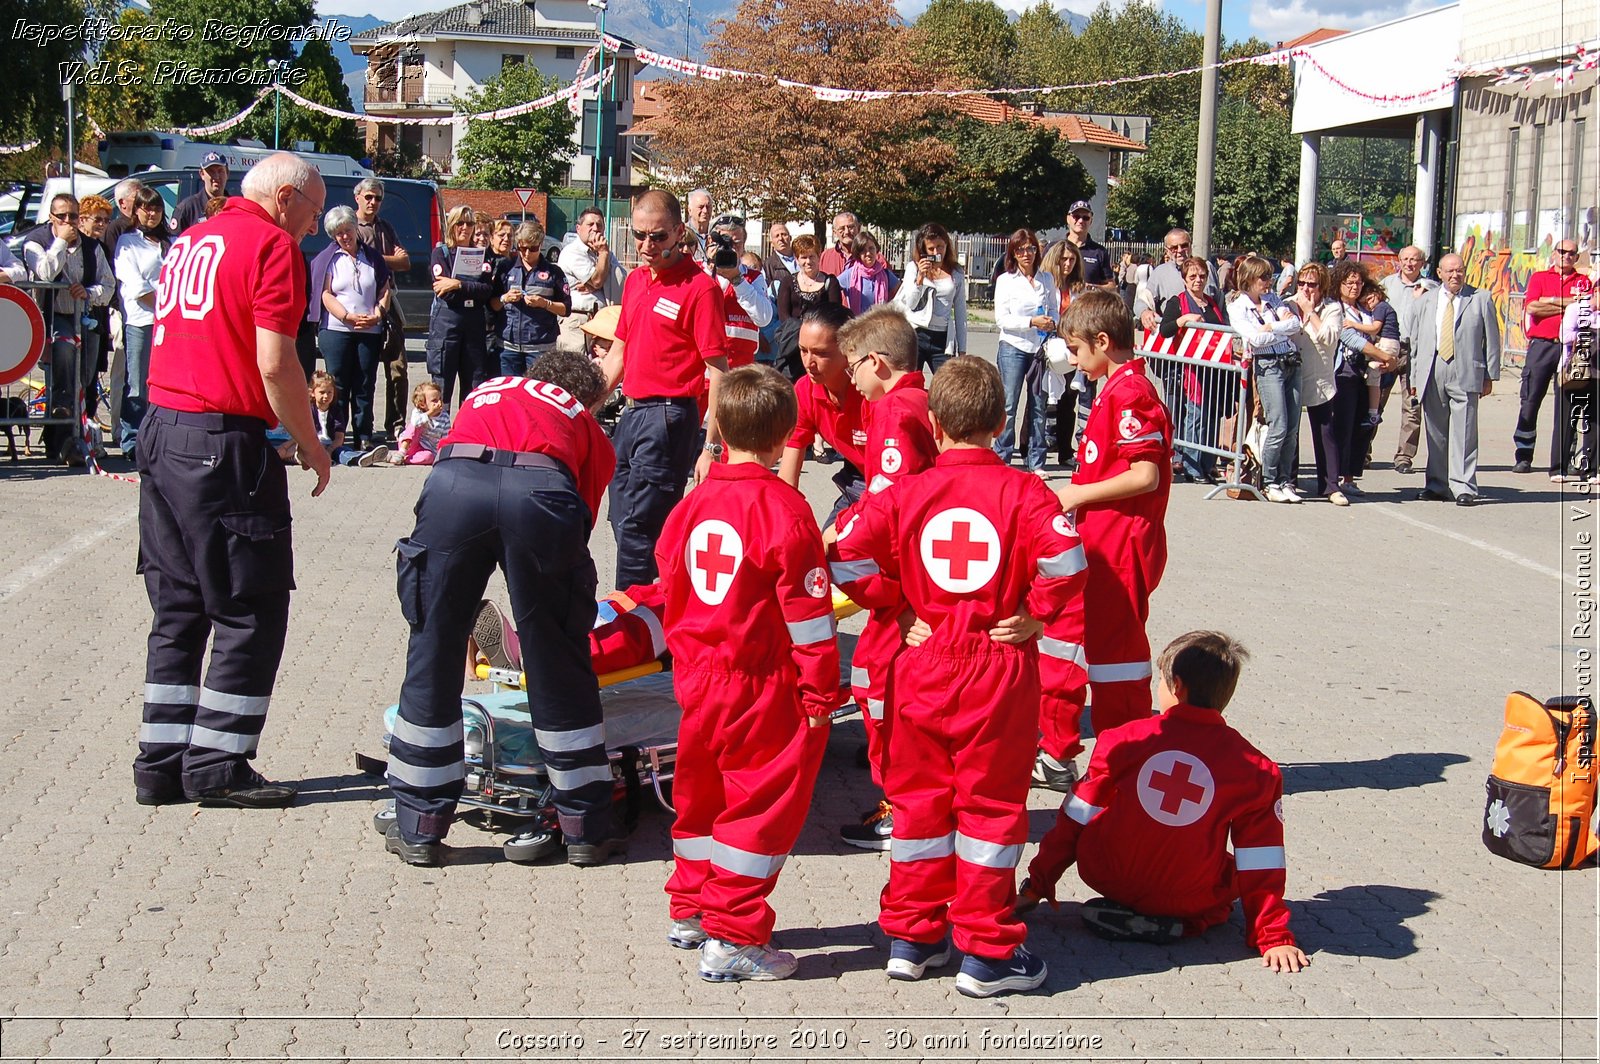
[{"left": 1439, "top": 294, "right": 1455, "bottom": 363}]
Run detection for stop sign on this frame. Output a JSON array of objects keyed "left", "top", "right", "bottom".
[{"left": 0, "top": 285, "right": 46, "bottom": 386}]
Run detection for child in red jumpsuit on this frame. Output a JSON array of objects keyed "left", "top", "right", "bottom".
[
  {"left": 1021, "top": 631, "right": 1310, "bottom": 973},
  {"left": 831, "top": 305, "right": 938, "bottom": 849},
  {"left": 1049, "top": 289, "right": 1173, "bottom": 786},
  {"left": 829, "top": 357, "right": 1086, "bottom": 998},
  {"left": 655, "top": 365, "right": 839, "bottom": 983}
]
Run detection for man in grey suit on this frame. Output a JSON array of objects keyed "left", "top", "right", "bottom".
[{"left": 1402, "top": 253, "right": 1501, "bottom": 505}]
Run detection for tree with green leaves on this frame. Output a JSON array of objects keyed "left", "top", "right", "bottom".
[
  {"left": 146, "top": 0, "right": 314, "bottom": 126},
  {"left": 859, "top": 116, "right": 1093, "bottom": 233},
  {"left": 912, "top": 0, "right": 1016, "bottom": 89},
  {"left": 451, "top": 62, "right": 577, "bottom": 191},
  {"left": 1008, "top": 3, "right": 1075, "bottom": 90},
  {"left": 1108, "top": 98, "right": 1299, "bottom": 252},
  {"left": 82, "top": 8, "right": 162, "bottom": 136},
  {"left": 240, "top": 37, "right": 361, "bottom": 156},
  {"left": 0, "top": 0, "right": 89, "bottom": 151},
  {"left": 1045, "top": 0, "right": 1202, "bottom": 122}
]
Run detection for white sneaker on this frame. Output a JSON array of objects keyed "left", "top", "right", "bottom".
[
  {"left": 668, "top": 915, "right": 707, "bottom": 950},
  {"left": 699, "top": 938, "right": 799, "bottom": 982},
  {"left": 1279, "top": 484, "right": 1303, "bottom": 503},
  {"left": 1265, "top": 485, "right": 1290, "bottom": 503}
]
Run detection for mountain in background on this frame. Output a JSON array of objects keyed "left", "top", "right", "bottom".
[{"left": 318, "top": 14, "right": 388, "bottom": 110}]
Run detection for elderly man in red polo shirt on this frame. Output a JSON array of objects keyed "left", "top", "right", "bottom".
[
  {"left": 599, "top": 189, "right": 730, "bottom": 587},
  {"left": 1516, "top": 239, "right": 1594, "bottom": 479}
]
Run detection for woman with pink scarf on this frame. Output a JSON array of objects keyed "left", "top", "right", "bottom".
[{"left": 838, "top": 233, "right": 899, "bottom": 315}]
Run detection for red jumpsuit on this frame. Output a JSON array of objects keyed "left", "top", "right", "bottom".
[
  {"left": 1027, "top": 703, "right": 1297, "bottom": 953},
  {"left": 589, "top": 584, "right": 668, "bottom": 675},
  {"left": 837, "top": 373, "right": 937, "bottom": 789},
  {"left": 829, "top": 449, "right": 1086, "bottom": 959},
  {"left": 655, "top": 463, "right": 838, "bottom": 946},
  {"left": 1068, "top": 357, "right": 1172, "bottom": 750}
]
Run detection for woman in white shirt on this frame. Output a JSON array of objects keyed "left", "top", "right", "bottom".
[
  {"left": 1227, "top": 255, "right": 1303, "bottom": 503},
  {"left": 1288, "top": 262, "right": 1348, "bottom": 504},
  {"left": 317, "top": 205, "right": 393, "bottom": 450},
  {"left": 992, "top": 228, "right": 1058, "bottom": 472},
  {"left": 113, "top": 186, "right": 170, "bottom": 461},
  {"left": 894, "top": 222, "right": 967, "bottom": 374}
]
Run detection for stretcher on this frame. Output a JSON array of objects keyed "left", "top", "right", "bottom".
[{"left": 362, "top": 587, "right": 862, "bottom": 835}]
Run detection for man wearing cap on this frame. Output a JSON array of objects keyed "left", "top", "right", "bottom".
[
  {"left": 1059, "top": 200, "right": 1117, "bottom": 293},
  {"left": 173, "top": 153, "right": 230, "bottom": 235}
]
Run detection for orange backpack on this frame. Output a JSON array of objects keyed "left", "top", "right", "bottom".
[{"left": 1483, "top": 693, "right": 1597, "bottom": 869}]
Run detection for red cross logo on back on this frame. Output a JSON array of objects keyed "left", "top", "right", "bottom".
[
  {"left": 919, "top": 507, "right": 1001, "bottom": 594},
  {"left": 1135, "top": 750, "right": 1215, "bottom": 827},
  {"left": 687, "top": 520, "right": 743, "bottom": 606},
  {"left": 932, "top": 521, "right": 988, "bottom": 580},
  {"left": 697, "top": 534, "right": 737, "bottom": 594}
]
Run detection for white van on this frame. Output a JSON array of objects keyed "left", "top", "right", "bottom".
[{"left": 98, "top": 132, "right": 371, "bottom": 179}]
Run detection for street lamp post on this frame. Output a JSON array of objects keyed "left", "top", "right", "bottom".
[
  {"left": 267, "top": 59, "right": 288, "bottom": 149},
  {"left": 587, "top": 0, "right": 608, "bottom": 213}
]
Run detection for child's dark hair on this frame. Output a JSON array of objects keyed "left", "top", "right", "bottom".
[
  {"left": 310, "top": 369, "right": 337, "bottom": 393},
  {"left": 928, "top": 357, "right": 1003, "bottom": 441},
  {"left": 717, "top": 365, "right": 797, "bottom": 453},
  {"left": 1060, "top": 288, "right": 1133, "bottom": 352},
  {"left": 836, "top": 303, "right": 916, "bottom": 370},
  {"left": 1157, "top": 630, "right": 1249, "bottom": 710},
  {"left": 528, "top": 349, "right": 606, "bottom": 407}
]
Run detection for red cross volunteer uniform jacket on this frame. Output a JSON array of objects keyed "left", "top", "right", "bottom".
[
  {"left": 828, "top": 448, "right": 1087, "bottom": 959},
  {"left": 1070, "top": 356, "right": 1173, "bottom": 744},
  {"left": 615, "top": 256, "right": 729, "bottom": 399},
  {"left": 654, "top": 462, "right": 838, "bottom": 946},
  {"left": 1028, "top": 702, "right": 1297, "bottom": 954},
  {"left": 788, "top": 374, "right": 870, "bottom": 472},
  {"left": 836, "top": 372, "right": 938, "bottom": 788}
]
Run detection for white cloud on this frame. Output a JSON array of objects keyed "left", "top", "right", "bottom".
[{"left": 1246, "top": 0, "right": 1433, "bottom": 42}]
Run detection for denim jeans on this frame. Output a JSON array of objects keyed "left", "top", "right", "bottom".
[
  {"left": 1254, "top": 357, "right": 1301, "bottom": 488},
  {"left": 1179, "top": 395, "right": 1215, "bottom": 479},
  {"left": 120, "top": 323, "right": 152, "bottom": 454},
  {"left": 915, "top": 328, "right": 949, "bottom": 375},
  {"left": 319, "top": 328, "right": 384, "bottom": 445},
  {"left": 995, "top": 341, "right": 1047, "bottom": 469},
  {"left": 500, "top": 343, "right": 555, "bottom": 379}
]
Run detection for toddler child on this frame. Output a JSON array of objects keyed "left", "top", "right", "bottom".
[
  {"left": 392, "top": 381, "right": 450, "bottom": 465},
  {"left": 310, "top": 370, "right": 388, "bottom": 467}
]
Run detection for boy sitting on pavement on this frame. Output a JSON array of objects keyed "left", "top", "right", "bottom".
[{"left": 1020, "top": 630, "right": 1310, "bottom": 974}]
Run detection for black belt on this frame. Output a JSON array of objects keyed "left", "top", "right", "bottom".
[
  {"left": 624, "top": 396, "right": 698, "bottom": 409},
  {"left": 149, "top": 406, "right": 268, "bottom": 432},
  {"left": 438, "top": 443, "right": 563, "bottom": 471}
]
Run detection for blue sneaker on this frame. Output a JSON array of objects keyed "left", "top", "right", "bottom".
[
  {"left": 955, "top": 945, "right": 1047, "bottom": 998},
  {"left": 885, "top": 937, "right": 951, "bottom": 981}
]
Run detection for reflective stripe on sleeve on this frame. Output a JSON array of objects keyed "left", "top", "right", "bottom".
[
  {"left": 1039, "top": 637, "right": 1086, "bottom": 667},
  {"left": 1124, "top": 432, "right": 1165, "bottom": 444},
  {"left": 1234, "top": 845, "right": 1286, "bottom": 871},
  {"left": 634, "top": 605, "right": 667, "bottom": 658},
  {"left": 673, "top": 835, "right": 713, "bottom": 861},
  {"left": 865, "top": 698, "right": 885, "bottom": 720},
  {"left": 786, "top": 612, "right": 835, "bottom": 646},
  {"left": 145, "top": 683, "right": 199, "bottom": 706},
  {"left": 1086, "top": 660, "right": 1153, "bottom": 682},
  {"left": 138, "top": 722, "right": 193, "bottom": 745},
  {"left": 711, "top": 840, "right": 788, "bottom": 880},
  {"left": 1037, "top": 544, "right": 1087, "bottom": 578},
  {"left": 198, "top": 687, "right": 271, "bottom": 717},
  {"left": 850, "top": 665, "right": 870, "bottom": 689},
  {"left": 188, "top": 725, "right": 260, "bottom": 755},
  {"left": 390, "top": 716, "right": 464, "bottom": 749},
  {"left": 890, "top": 832, "right": 955, "bottom": 863},
  {"left": 954, "top": 832, "right": 1023, "bottom": 869},
  {"left": 535, "top": 723, "right": 607, "bottom": 753},
  {"left": 829, "top": 559, "right": 879, "bottom": 582},
  {"left": 1062, "top": 793, "right": 1104, "bottom": 825}
]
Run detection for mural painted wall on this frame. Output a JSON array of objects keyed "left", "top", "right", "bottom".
[{"left": 1455, "top": 211, "right": 1596, "bottom": 355}]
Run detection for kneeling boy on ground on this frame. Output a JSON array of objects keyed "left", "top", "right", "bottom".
[
  {"left": 656, "top": 364, "right": 839, "bottom": 983},
  {"left": 1021, "top": 630, "right": 1310, "bottom": 973}
]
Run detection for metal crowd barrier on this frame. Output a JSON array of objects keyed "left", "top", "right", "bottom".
[
  {"left": 1136, "top": 322, "right": 1263, "bottom": 501},
  {"left": 1, "top": 280, "right": 87, "bottom": 464}
]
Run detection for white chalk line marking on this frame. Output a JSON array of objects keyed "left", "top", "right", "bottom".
[
  {"left": 1368, "top": 501, "right": 1583, "bottom": 588},
  {"left": 0, "top": 506, "right": 138, "bottom": 603}
]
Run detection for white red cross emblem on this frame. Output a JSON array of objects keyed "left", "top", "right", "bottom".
[
  {"left": 686, "top": 520, "right": 743, "bottom": 606},
  {"left": 1135, "top": 750, "right": 1215, "bottom": 827},
  {"left": 919, "top": 507, "right": 1001, "bottom": 594}
]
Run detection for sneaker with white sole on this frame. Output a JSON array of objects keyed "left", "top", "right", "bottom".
[
  {"left": 699, "top": 938, "right": 799, "bottom": 982},
  {"left": 357, "top": 445, "right": 389, "bottom": 467},
  {"left": 954, "top": 945, "right": 1047, "bottom": 998},
  {"left": 1031, "top": 750, "right": 1079, "bottom": 792},
  {"left": 886, "top": 937, "right": 951, "bottom": 981},
  {"left": 668, "top": 915, "right": 707, "bottom": 950},
  {"left": 1080, "top": 897, "right": 1184, "bottom": 943},
  {"left": 1280, "top": 484, "right": 1303, "bottom": 503},
  {"left": 840, "top": 800, "right": 893, "bottom": 851},
  {"left": 1265, "top": 485, "right": 1289, "bottom": 503}
]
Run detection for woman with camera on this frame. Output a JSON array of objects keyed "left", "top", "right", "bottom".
[
  {"left": 893, "top": 222, "right": 967, "bottom": 374},
  {"left": 1228, "top": 256, "right": 1304, "bottom": 504}
]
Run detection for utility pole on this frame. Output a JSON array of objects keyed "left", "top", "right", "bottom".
[
  {"left": 268, "top": 59, "right": 285, "bottom": 149},
  {"left": 1192, "top": 0, "right": 1222, "bottom": 259}
]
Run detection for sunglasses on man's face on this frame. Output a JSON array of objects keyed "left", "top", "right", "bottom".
[
  {"left": 53, "top": 212, "right": 79, "bottom": 221},
  {"left": 361, "top": 194, "right": 383, "bottom": 202},
  {"left": 632, "top": 228, "right": 672, "bottom": 245},
  {"left": 1556, "top": 248, "right": 1578, "bottom": 256}
]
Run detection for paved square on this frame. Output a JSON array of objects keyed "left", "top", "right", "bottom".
[{"left": 0, "top": 339, "right": 1594, "bottom": 1062}]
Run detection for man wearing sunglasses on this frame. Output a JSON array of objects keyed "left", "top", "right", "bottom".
[
  {"left": 597, "top": 188, "right": 731, "bottom": 587},
  {"left": 1515, "top": 241, "right": 1594, "bottom": 477},
  {"left": 1135, "top": 228, "right": 1219, "bottom": 336}
]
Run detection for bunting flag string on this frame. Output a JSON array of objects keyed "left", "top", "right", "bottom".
[{"left": 569, "top": 45, "right": 600, "bottom": 116}]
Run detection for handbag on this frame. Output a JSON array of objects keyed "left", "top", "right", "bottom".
[
  {"left": 1226, "top": 417, "right": 1267, "bottom": 500},
  {"left": 1560, "top": 340, "right": 1595, "bottom": 392}
]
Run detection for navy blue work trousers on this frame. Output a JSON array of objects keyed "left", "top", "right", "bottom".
[{"left": 608, "top": 398, "right": 700, "bottom": 588}]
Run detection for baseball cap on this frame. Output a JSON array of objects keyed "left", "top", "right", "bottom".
[
  {"left": 1068, "top": 200, "right": 1093, "bottom": 217},
  {"left": 201, "top": 151, "right": 227, "bottom": 170}
]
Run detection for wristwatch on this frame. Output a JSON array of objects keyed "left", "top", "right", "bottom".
[{"left": 702, "top": 442, "right": 724, "bottom": 458}]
